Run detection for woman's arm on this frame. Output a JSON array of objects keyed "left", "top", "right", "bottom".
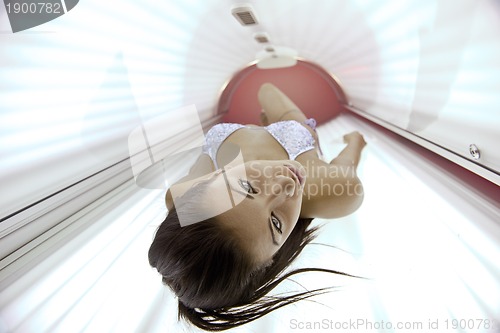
[{"left": 301, "top": 132, "right": 366, "bottom": 219}]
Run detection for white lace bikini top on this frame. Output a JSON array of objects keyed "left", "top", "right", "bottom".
[{"left": 202, "top": 120, "right": 316, "bottom": 168}]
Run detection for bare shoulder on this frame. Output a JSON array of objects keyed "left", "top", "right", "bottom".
[{"left": 300, "top": 159, "right": 364, "bottom": 219}]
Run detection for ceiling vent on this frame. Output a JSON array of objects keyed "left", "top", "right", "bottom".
[
  {"left": 254, "top": 32, "right": 270, "bottom": 43},
  {"left": 231, "top": 4, "right": 259, "bottom": 25}
]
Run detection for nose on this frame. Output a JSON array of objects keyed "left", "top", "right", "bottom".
[
  {"left": 256, "top": 166, "right": 296, "bottom": 199},
  {"left": 274, "top": 175, "right": 296, "bottom": 198}
]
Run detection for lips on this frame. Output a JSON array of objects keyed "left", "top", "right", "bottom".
[{"left": 285, "top": 165, "right": 305, "bottom": 186}]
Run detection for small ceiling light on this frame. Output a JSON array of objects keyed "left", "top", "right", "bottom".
[{"left": 254, "top": 32, "right": 270, "bottom": 43}]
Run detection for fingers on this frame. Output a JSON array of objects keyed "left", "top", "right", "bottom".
[{"left": 343, "top": 131, "right": 367, "bottom": 147}]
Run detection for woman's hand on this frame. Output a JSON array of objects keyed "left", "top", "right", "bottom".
[
  {"left": 330, "top": 131, "right": 366, "bottom": 168},
  {"left": 343, "top": 131, "right": 367, "bottom": 147}
]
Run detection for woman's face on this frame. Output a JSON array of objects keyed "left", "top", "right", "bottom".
[{"left": 203, "top": 160, "right": 306, "bottom": 265}]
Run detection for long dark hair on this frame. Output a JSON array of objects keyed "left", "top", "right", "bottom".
[{"left": 148, "top": 182, "right": 353, "bottom": 331}]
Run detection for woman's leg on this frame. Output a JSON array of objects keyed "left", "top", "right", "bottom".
[
  {"left": 258, "top": 83, "right": 309, "bottom": 124},
  {"left": 258, "top": 83, "right": 322, "bottom": 156}
]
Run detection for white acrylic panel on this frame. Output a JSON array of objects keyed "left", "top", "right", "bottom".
[
  {"left": 0, "top": 0, "right": 233, "bottom": 219},
  {"left": 238, "top": 0, "right": 500, "bottom": 177},
  {"left": 333, "top": 0, "right": 500, "bottom": 174}
]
